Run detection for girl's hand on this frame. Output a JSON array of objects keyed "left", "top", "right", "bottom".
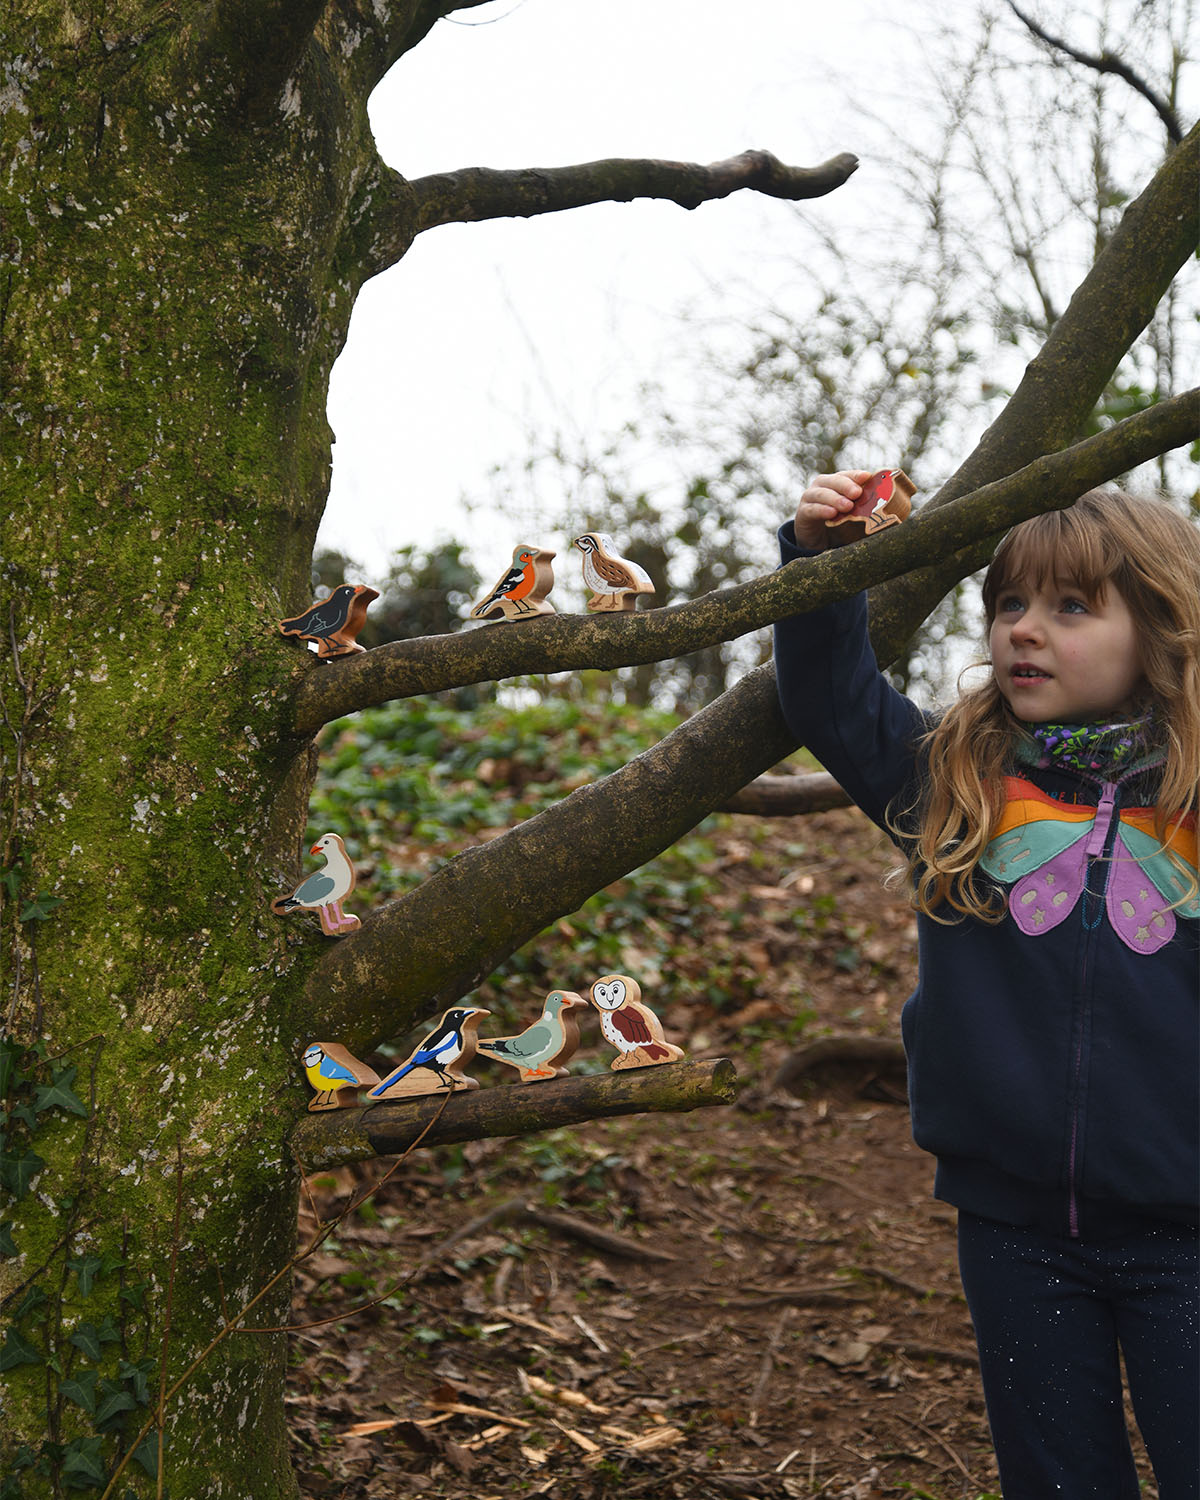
[{"left": 793, "top": 471, "right": 875, "bottom": 551}]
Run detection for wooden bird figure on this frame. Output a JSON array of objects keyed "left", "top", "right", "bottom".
[
  {"left": 301, "top": 1042, "right": 381, "bottom": 1111},
  {"left": 279, "top": 583, "right": 380, "bottom": 657},
  {"left": 469, "top": 545, "right": 555, "bottom": 621},
  {"left": 270, "top": 832, "right": 360, "bottom": 937},
  {"left": 587, "top": 974, "right": 684, "bottom": 1070},
  {"left": 365, "top": 1007, "right": 490, "bottom": 1100},
  {"left": 824, "top": 469, "right": 915, "bottom": 547},
  {"left": 475, "top": 990, "right": 587, "bottom": 1082},
  {"left": 573, "top": 532, "right": 655, "bottom": 613}
]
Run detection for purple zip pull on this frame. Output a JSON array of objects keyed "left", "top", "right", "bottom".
[{"left": 1084, "top": 784, "right": 1117, "bottom": 858}]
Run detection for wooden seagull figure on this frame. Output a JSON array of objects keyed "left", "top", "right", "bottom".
[
  {"left": 366, "top": 1007, "right": 490, "bottom": 1100},
  {"left": 270, "top": 832, "right": 360, "bottom": 937},
  {"left": 573, "top": 531, "right": 655, "bottom": 613},
  {"left": 469, "top": 545, "right": 556, "bottom": 621},
  {"left": 475, "top": 990, "right": 587, "bottom": 1081},
  {"left": 588, "top": 974, "right": 684, "bottom": 1070}
]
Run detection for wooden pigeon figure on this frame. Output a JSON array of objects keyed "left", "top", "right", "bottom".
[
  {"left": 270, "top": 832, "right": 360, "bottom": 937},
  {"left": 475, "top": 990, "right": 587, "bottom": 1081},
  {"left": 366, "top": 1007, "right": 490, "bottom": 1100},
  {"left": 587, "top": 974, "right": 684, "bottom": 1070},
  {"left": 279, "top": 582, "right": 379, "bottom": 658},
  {"left": 824, "top": 469, "right": 915, "bottom": 546},
  {"left": 469, "top": 545, "right": 556, "bottom": 621},
  {"left": 573, "top": 532, "right": 655, "bottom": 613},
  {"left": 302, "top": 1042, "right": 381, "bottom": 1111}
]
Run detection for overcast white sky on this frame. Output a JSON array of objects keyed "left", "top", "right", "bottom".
[{"left": 318, "top": 0, "right": 912, "bottom": 571}]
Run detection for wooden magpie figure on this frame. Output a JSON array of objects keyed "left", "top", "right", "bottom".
[{"left": 366, "top": 1007, "right": 489, "bottom": 1100}]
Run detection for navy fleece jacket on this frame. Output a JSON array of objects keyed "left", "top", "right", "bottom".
[{"left": 773, "top": 521, "right": 1199, "bottom": 1238}]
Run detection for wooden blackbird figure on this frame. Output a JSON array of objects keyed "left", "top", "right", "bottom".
[
  {"left": 270, "top": 832, "right": 360, "bottom": 937},
  {"left": 587, "top": 974, "right": 684, "bottom": 1070},
  {"left": 573, "top": 532, "right": 655, "bottom": 613},
  {"left": 279, "top": 582, "right": 379, "bottom": 657},
  {"left": 301, "top": 1043, "right": 381, "bottom": 1110},
  {"left": 824, "top": 469, "right": 915, "bottom": 546},
  {"left": 475, "top": 990, "right": 586, "bottom": 1081},
  {"left": 366, "top": 1007, "right": 490, "bottom": 1100},
  {"left": 469, "top": 546, "right": 556, "bottom": 621}
]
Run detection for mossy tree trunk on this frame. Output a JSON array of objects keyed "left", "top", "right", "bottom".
[{"left": 0, "top": 3, "right": 1194, "bottom": 1495}]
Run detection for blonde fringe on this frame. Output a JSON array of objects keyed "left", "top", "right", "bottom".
[{"left": 891, "top": 490, "right": 1200, "bottom": 924}]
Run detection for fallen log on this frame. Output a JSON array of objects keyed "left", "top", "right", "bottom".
[
  {"left": 721, "top": 771, "right": 851, "bottom": 817},
  {"left": 292, "top": 1056, "right": 738, "bottom": 1171}
]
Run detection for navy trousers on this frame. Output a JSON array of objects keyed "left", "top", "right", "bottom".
[{"left": 957, "top": 1212, "right": 1199, "bottom": 1499}]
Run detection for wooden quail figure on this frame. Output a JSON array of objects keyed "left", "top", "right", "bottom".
[
  {"left": 271, "top": 832, "right": 360, "bottom": 937},
  {"left": 365, "top": 1007, "right": 490, "bottom": 1100},
  {"left": 475, "top": 990, "right": 587, "bottom": 1081},
  {"left": 301, "top": 1042, "right": 381, "bottom": 1111},
  {"left": 469, "top": 545, "right": 556, "bottom": 621},
  {"left": 573, "top": 532, "right": 655, "bottom": 613},
  {"left": 279, "top": 583, "right": 379, "bottom": 657},
  {"left": 587, "top": 974, "right": 684, "bottom": 1070},
  {"left": 824, "top": 469, "right": 915, "bottom": 546}
]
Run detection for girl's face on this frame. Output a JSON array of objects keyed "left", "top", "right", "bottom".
[{"left": 989, "top": 574, "right": 1146, "bottom": 723}]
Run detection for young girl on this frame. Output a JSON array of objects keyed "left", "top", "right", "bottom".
[{"left": 774, "top": 474, "right": 1199, "bottom": 1498}]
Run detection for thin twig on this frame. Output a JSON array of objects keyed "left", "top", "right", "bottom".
[{"left": 156, "top": 1142, "right": 185, "bottom": 1499}]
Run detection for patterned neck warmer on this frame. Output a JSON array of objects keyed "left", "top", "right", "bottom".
[{"left": 1025, "top": 713, "right": 1158, "bottom": 778}]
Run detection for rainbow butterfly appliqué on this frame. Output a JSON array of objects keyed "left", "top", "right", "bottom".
[{"left": 981, "top": 777, "right": 1198, "bottom": 955}]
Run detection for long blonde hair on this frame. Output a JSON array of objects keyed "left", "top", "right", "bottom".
[{"left": 904, "top": 489, "right": 1200, "bottom": 922}]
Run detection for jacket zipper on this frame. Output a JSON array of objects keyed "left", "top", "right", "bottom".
[{"left": 1067, "top": 781, "right": 1120, "bottom": 1237}]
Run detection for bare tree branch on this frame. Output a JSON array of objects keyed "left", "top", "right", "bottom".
[
  {"left": 407, "top": 149, "right": 859, "bottom": 234},
  {"left": 866, "top": 120, "right": 1199, "bottom": 662},
  {"left": 290, "top": 390, "right": 1197, "bottom": 734},
  {"left": 1007, "top": 0, "right": 1184, "bottom": 144},
  {"left": 292, "top": 1057, "right": 737, "bottom": 1171}
]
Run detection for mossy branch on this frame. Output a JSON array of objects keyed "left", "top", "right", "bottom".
[
  {"left": 291, "top": 390, "right": 1197, "bottom": 734},
  {"left": 291, "top": 1058, "right": 738, "bottom": 1171}
]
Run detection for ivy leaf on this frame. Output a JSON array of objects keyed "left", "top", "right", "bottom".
[
  {"left": 8, "top": 1100, "right": 38, "bottom": 1129},
  {"left": 19, "top": 893, "right": 63, "bottom": 922},
  {"left": 0, "top": 1221, "right": 18, "bottom": 1257},
  {"left": 68, "top": 1323, "right": 104, "bottom": 1361},
  {"left": 119, "top": 1358, "right": 155, "bottom": 1405},
  {"left": 0, "top": 1148, "right": 46, "bottom": 1200},
  {"left": 60, "top": 1369, "right": 99, "bottom": 1415},
  {"left": 68, "top": 1254, "right": 105, "bottom": 1297},
  {"left": 11, "top": 1285, "right": 48, "bottom": 1322},
  {"left": 94, "top": 1387, "right": 137, "bottom": 1430},
  {"left": 132, "top": 1433, "right": 160, "bottom": 1479},
  {"left": 0, "top": 1327, "right": 44, "bottom": 1371},
  {"left": 35, "top": 1067, "right": 89, "bottom": 1119},
  {"left": 60, "top": 1435, "right": 107, "bottom": 1490},
  {"left": 119, "top": 1279, "right": 148, "bottom": 1313},
  {"left": 0, "top": 865, "right": 21, "bottom": 901},
  {"left": 0, "top": 1038, "right": 24, "bottom": 1095}
]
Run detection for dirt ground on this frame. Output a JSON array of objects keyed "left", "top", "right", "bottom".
[{"left": 286, "top": 807, "right": 1158, "bottom": 1499}]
